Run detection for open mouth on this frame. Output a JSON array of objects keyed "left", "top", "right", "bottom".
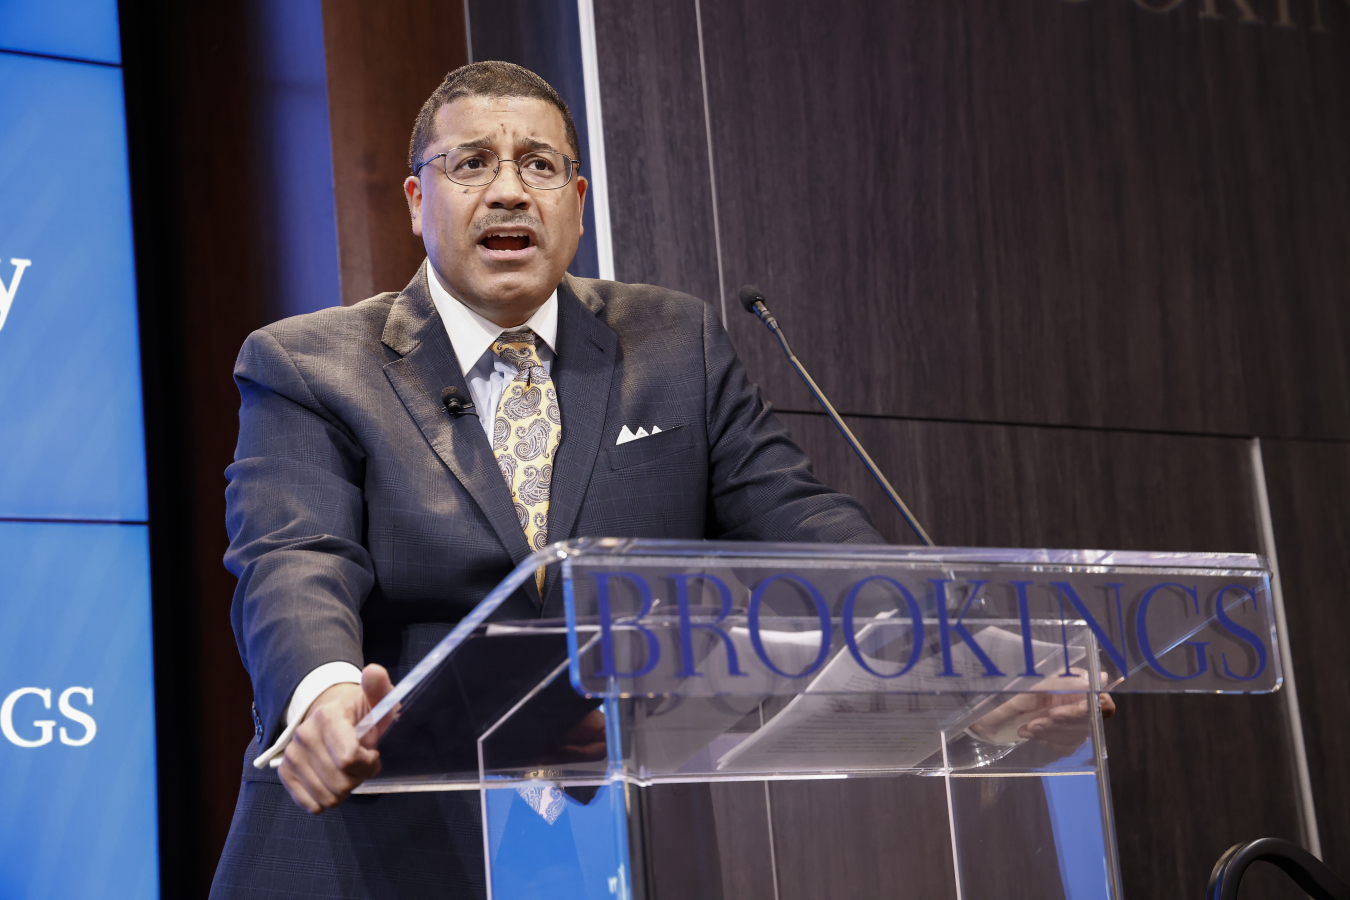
[{"left": 480, "top": 233, "right": 533, "bottom": 252}]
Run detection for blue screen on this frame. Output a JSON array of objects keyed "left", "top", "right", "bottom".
[
  {"left": 0, "top": 53, "right": 148, "bottom": 521},
  {"left": 1, "top": 5, "right": 160, "bottom": 894},
  {"left": 0, "top": 0, "right": 121, "bottom": 64},
  {"left": 0, "top": 521, "right": 158, "bottom": 899}
]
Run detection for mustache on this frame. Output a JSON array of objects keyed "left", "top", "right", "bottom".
[{"left": 473, "top": 212, "right": 544, "bottom": 236}]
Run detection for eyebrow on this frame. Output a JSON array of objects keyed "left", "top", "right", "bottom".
[{"left": 454, "top": 135, "right": 561, "bottom": 154}]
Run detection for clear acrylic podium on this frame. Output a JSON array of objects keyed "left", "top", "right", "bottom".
[{"left": 354, "top": 539, "right": 1281, "bottom": 900}]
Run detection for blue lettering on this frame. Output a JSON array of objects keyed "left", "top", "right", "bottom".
[
  {"left": 1212, "top": 584, "right": 1269, "bottom": 681},
  {"left": 749, "top": 574, "right": 832, "bottom": 679},
  {"left": 1010, "top": 581, "right": 1040, "bottom": 677},
  {"left": 841, "top": 576, "right": 925, "bottom": 678},
  {"left": 594, "top": 572, "right": 661, "bottom": 678},
  {"left": 673, "top": 573, "right": 746, "bottom": 678},
  {"left": 932, "top": 579, "right": 1005, "bottom": 678},
  {"left": 1136, "top": 583, "right": 1208, "bottom": 681},
  {"left": 1050, "top": 582, "right": 1129, "bottom": 676}
]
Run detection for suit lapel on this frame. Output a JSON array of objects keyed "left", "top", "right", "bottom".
[
  {"left": 380, "top": 265, "right": 537, "bottom": 591},
  {"left": 547, "top": 274, "right": 617, "bottom": 556}
]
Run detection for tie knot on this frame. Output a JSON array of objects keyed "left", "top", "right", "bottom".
[{"left": 493, "top": 329, "right": 545, "bottom": 381}]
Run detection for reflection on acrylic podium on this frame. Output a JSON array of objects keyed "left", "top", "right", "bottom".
[{"left": 354, "top": 539, "right": 1281, "bottom": 900}]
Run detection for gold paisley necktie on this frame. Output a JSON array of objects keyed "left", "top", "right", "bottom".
[{"left": 491, "top": 330, "right": 562, "bottom": 594}]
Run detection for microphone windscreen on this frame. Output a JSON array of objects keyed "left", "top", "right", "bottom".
[
  {"left": 441, "top": 386, "right": 463, "bottom": 413},
  {"left": 739, "top": 284, "right": 765, "bottom": 313}
]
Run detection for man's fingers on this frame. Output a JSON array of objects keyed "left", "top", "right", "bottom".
[
  {"left": 318, "top": 712, "right": 381, "bottom": 779},
  {"left": 1020, "top": 699, "right": 1090, "bottom": 737},
  {"left": 357, "top": 664, "right": 399, "bottom": 748},
  {"left": 289, "top": 717, "right": 367, "bottom": 808},
  {"left": 291, "top": 729, "right": 349, "bottom": 799},
  {"left": 362, "top": 663, "right": 394, "bottom": 704},
  {"left": 1015, "top": 688, "right": 1115, "bottom": 756},
  {"left": 278, "top": 763, "right": 322, "bottom": 814},
  {"left": 277, "top": 672, "right": 392, "bottom": 816},
  {"left": 309, "top": 752, "right": 361, "bottom": 800},
  {"left": 1047, "top": 699, "right": 1088, "bottom": 720},
  {"left": 280, "top": 750, "right": 341, "bottom": 814}
]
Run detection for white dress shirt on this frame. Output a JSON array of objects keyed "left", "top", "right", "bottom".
[
  {"left": 426, "top": 260, "right": 558, "bottom": 440},
  {"left": 254, "top": 263, "right": 559, "bottom": 769}
]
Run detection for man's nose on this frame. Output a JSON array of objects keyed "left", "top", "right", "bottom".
[{"left": 484, "top": 161, "right": 531, "bottom": 209}]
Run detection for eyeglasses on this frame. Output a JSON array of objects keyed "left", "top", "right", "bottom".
[{"left": 413, "top": 146, "right": 579, "bottom": 190}]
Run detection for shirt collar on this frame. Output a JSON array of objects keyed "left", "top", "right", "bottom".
[{"left": 425, "top": 261, "right": 559, "bottom": 377}]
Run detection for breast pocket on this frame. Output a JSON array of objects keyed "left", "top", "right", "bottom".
[{"left": 605, "top": 426, "right": 696, "bottom": 470}]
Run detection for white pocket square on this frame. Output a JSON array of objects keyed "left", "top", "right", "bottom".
[{"left": 616, "top": 424, "right": 663, "bottom": 445}]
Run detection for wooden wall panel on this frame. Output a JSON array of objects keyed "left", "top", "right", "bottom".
[
  {"left": 1262, "top": 439, "right": 1350, "bottom": 871},
  {"left": 774, "top": 411, "right": 1306, "bottom": 898},
  {"left": 638, "top": 784, "right": 727, "bottom": 899},
  {"left": 322, "top": 0, "right": 468, "bottom": 306},
  {"left": 592, "top": 0, "right": 1350, "bottom": 440},
  {"left": 768, "top": 778, "right": 958, "bottom": 899},
  {"left": 1201, "top": 20, "right": 1350, "bottom": 438},
  {"left": 708, "top": 783, "right": 778, "bottom": 900},
  {"left": 699, "top": 0, "right": 1250, "bottom": 433},
  {"left": 593, "top": 0, "right": 721, "bottom": 307},
  {"left": 773, "top": 412, "right": 1258, "bottom": 552}
]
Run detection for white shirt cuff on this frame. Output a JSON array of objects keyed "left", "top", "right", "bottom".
[{"left": 253, "top": 661, "right": 363, "bottom": 769}]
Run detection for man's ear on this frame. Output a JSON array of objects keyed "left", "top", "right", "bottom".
[
  {"left": 404, "top": 176, "right": 423, "bottom": 237},
  {"left": 574, "top": 175, "right": 589, "bottom": 234}
]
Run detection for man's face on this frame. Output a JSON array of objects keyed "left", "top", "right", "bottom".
[{"left": 405, "top": 95, "right": 587, "bottom": 326}]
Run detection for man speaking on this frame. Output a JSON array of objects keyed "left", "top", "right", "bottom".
[{"left": 209, "top": 61, "right": 882, "bottom": 897}]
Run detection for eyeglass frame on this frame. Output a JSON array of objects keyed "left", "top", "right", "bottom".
[{"left": 412, "top": 146, "right": 582, "bottom": 190}]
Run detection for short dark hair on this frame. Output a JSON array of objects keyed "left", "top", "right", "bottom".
[{"left": 408, "top": 61, "right": 582, "bottom": 171}]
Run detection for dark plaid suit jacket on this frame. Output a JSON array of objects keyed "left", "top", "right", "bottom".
[{"left": 211, "top": 263, "right": 882, "bottom": 899}]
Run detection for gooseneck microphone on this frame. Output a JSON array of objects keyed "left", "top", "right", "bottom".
[
  {"left": 739, "top": 284, "right": 934, "bottom": 546},
  {"left": 441, "top": 386, "right": 475, "bottom": 417}
]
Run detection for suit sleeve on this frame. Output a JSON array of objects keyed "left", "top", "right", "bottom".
[
  {"left": 224, "top": 328, "right": 372, "bottom": 746},
  {"left": 701, "top": 302, "right": 885, "bottom": 544}
]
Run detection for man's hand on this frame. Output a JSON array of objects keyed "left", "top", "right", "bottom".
[
  {"left": 554, "top": 709, "right": 608, "bottom": 763},
  {"left": 278, "top": 664, "right": 395, "bottom": 814},
  {"left": 969, "top": 669, "right": 1116, "bottom": 757},
  {"left": 1016, "top": 686, "right": 1116, "bottom": 756}
]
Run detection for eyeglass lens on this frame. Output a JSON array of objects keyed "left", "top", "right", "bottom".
[{"left": 444, "top": 147, "right": 572, "bottom": 189}]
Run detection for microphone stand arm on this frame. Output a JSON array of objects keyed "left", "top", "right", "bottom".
[{"left": 751, "top": 302, "right": 935, "bottom": 547}]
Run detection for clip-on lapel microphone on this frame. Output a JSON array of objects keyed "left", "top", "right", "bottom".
[{"left": 441, "top": 386, "right": 476, "bottom": 417}]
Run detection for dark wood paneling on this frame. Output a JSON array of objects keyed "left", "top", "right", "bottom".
[
  {"left": 609, "top": 0, "right": 1350, "bottom": 441},
  {"left": 774, "top": 412, "right": 1258, "bottom": 552},
  {"left": 775, "top": 412, "right": 1305, "bottom": 899},
  {"left": 1262, "top": 439, "right": 1350, "bottom": 871},
  {"left": 700, "top": 0, "right": 1244, "bottom": 433},
  {"left": 322, "top": 0, "right": 468, "bottom": 306},
  {"left": 948, "top": 776, "right": 1068, "bottom": 900},
  {"left": 639, "top": 784, "right": 726, "bottom": 899},
  {"left": 593, "top": 0, "right": 721, "bottom": 306},
  {"left": 1106, "top": 694, "right": 1304, "bottom": 900},
  {"left": 708, "top": 783, "right": 778, "bottom": 900},
  {"left": 767, "top": 777, "right": 958, "bottom": 899},
  {"left": 1201, "top": 16, "right": 1350, "bottom": 438}
]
